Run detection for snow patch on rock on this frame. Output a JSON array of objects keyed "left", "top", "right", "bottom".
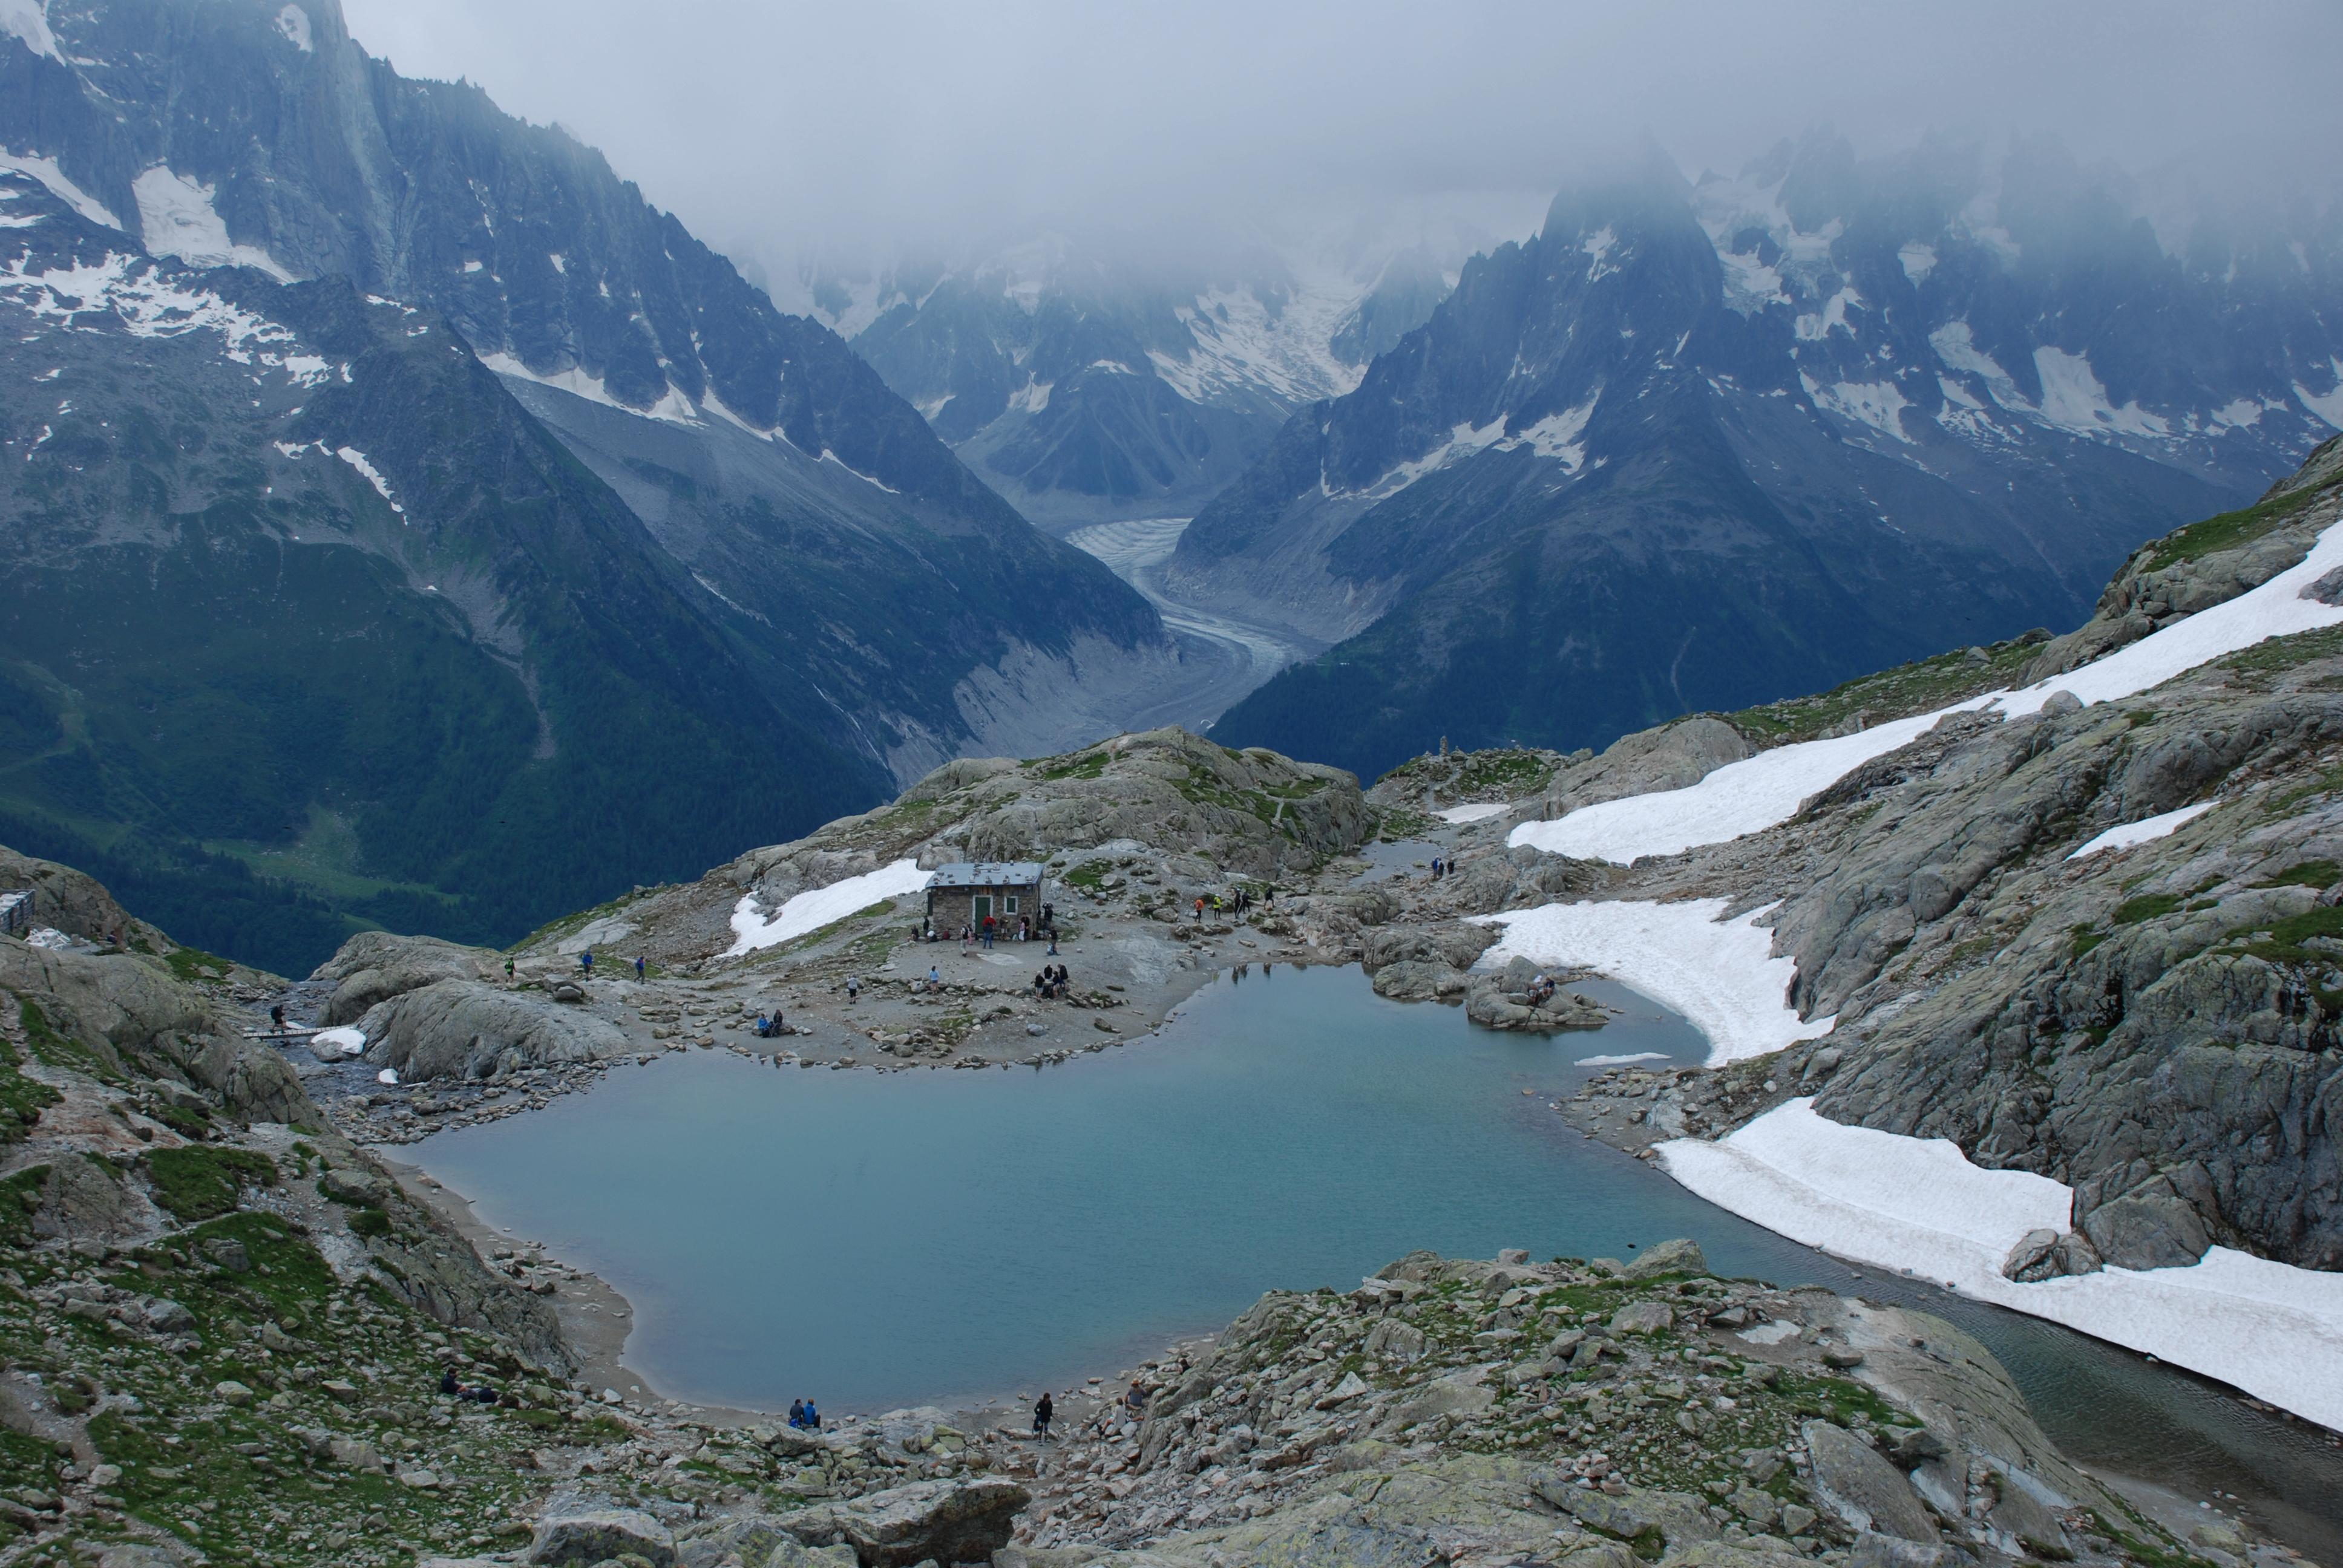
[
  {"left": 1659, "top": 1099, "right": 2343, "bottom": 1432},
  {"left": 0, "top": 151, "right": 121, "bottom": 230},
  {"left": 133, "top": 168, "right": 295, "bottom": 282},
  {"left": 1472, "top": 898, "right": 1835, "bottom": 1067},
  {"left": 726, "top": 859, "right": 930, "bottom": 956},
  {"left": 2066, "top": 801, "right": 2215, "bottom": 859},
  {"left": 274, "top": 4, "right": 312, "bottom": 51}
]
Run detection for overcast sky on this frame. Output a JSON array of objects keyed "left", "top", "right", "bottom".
[{"left": 341, "top": 0, "right": 2343, "bottom": 278}]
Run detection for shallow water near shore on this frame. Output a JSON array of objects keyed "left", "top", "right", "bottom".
[{"left": 414, "top": 964, "right": 2343, "bottom": 1553}]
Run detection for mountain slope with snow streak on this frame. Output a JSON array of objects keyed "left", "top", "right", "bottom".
[{"left": 1193, "top": 131, "right": 2343, "bottom": 780}]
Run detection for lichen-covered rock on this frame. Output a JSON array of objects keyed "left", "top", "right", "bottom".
[
  {"left": 526, "top": 1506, "right": 676, "bottom": 1566},
  {"left": 1801, "top": 1420, "right": 1937, "bottom": 1543}
]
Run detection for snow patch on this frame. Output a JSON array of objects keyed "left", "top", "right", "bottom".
[
  {"left": 1509, "top": 397, "right": 1597, "bottom": 468},
  {"left": 1896, "top": 243, "right": 1937, "bottom": 285},
  {"left": 2209, "top": 398, "right": 2264, "bottom": 431},
  {"left": 0, "top": 0, "right": 57, "bottom": 60},
  {"left": 1472, "top": 899, "right": 1835, "bottom": 1067},
  {"left": 274, "top": 4, "right": 312, "bottom": 51},
  {"left": 2295, "top": 358, "right": 2343, "bottom": 431},
  {"left": 479, "top": 351, "right": 700, "bottom": 425},
  {"left": 1715, "top": 248, "right": 1788, "bottom": 316},
  {"left": 819, "top": 449, "right": 900, "bottom": 494},
  {"left": 1582, "top": 225, "right": 1621, "bottom": 281},
  {"left": 1578, "top": 1052, "right": 1670, "bottom": 1067},
  {"left": 2067, "top": 802, "right": 2215, "bottom": 859},
  {"left": 1928, "top": 323, "right": 2029, "bottom": 413},
  {"left": 1659, "top": 1099, "right": 2343, "bottom": 1432},
  {"left": 25, "top": 926, "right": 70, "bottom": 950},
  {"left": 1513, "top": 516, "right": 2343, "bottom": 866},
  {"left": 1802, "top": 374, "right": 1911, "bottom": 444},
  {"left": 1435, "top": 802, "right": 1509, "bottom": 824},
  {"left": 2, "top": 250, "right": 309, "bottom": 366},
  {"left": 132, "top": 168, "right": 294, "bottom": 281},
  {"left": 726, "top": 860, "right": 931, "bottom": 956},
  {"left": 1510, "top": 700, "right": 1993, "bottom": 864},
  {"left": 2032, "top": 347, "right": 2169, "bottom": 439},
  {"left": 313, "top": 1025, "right": 365, "bottom": 1057},
  {"left": 1793, "top": 287, "right": 1858, "bottom": 342},
  {"left": 0, "top": 151, "right": 120, "bottom": 229},
  {"left": 333, "top": 446, "right": 404, "bottom": 517}
]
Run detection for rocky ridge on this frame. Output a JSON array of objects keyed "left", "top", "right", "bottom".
[{"left": 1349, "top": 437, "right": 2343, "bottom": 1281}]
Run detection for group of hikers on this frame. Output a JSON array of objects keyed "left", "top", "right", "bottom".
[
  {"left": 753, "top": 1008, "right": 788, "bottom": 1037},
  {"left": 1430, "top": 855, "right": 1449, "bottom": 878},
  {"left": 787, "top": 1398, "right": 822, "bottom": 1430},
  {"left": 1189, "top": 886, "right": 1265, "bottom": 923},
  {"left": 1031, "top": 964, "right": 1072, "bottom": 999},
  {"left": 440, "top": 1367, "right": 505, "bottom": 1405},
  {"left": 917, "top": 909, "right": 1057, "bottom": 953},
  {"left": 1029, "top": 1379, "right": 1149, "bottom": 1441}
]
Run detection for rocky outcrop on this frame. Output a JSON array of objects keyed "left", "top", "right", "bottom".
[
  {"left": 358, "top": 980, "right": 628, "bottom": 1083},
  {"left": 1464, "top": 956, "right": 1611, "bottom": 1032},
  {"left": 1008, "top": 1250, "right": 2187, "bottom": 1568},
  {"left": 0, "top": 939, "right": 312, "bottom": 1126},
  {"left": 770, "top": 1477, "right": 1030, "bottom": 1567},
  {"left": 312, "top": 932, "right": 501, "bottom": 1025},
  {"left": 0, "top": 846, "right": 155, "bottom": 951}
]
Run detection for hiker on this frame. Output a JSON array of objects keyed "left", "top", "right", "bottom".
[
  {"left": 804, "top": 1399, "right": 821, "bottom": 1431},
  {"left": 981, "top": 916, "right": 995, "bottom": 950},
  {"left": 1046, "top": 929, "right": 1058, "bottom": 956},
  {"left": 1193, "top": 896, "right": 1204, "bottom": 923},
  {"left": 580, "top": 949, "right": 594, "bottom": 978},
  {"left": 1430, "top": 856, "right": 1442, "bottom": 878},
  {"left": 1033, "top": 1391, "right": 1054, "bottom": 1439},
  {"left": 845, "top": 975, "right": 860, "bottom": 1002},
  {"left": 1019, "top": 915, "right": 1031, "bottom": 942},
  {"left": 635, "top": 954, "right": 646, "bottom": 981},
  {"left": 269, "top": 1004, "right": 286, "bottom": 1035},
  {"left": 788, "top": 1399, "right": 807, "bottom": 1429},
  {"left": 1124, "top": 1381, "right": 1149, "bottom": 1421},
  {"left": 504, "top": 956, "right": 516, "bottom": 982},
  {"left": 928, "top": 964, "right": 942, "bottom": 992},
  {"left": 440, "top": 1368, "right": 462, "bottom": 1397}
]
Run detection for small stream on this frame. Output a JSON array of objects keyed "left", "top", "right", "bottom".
[{"left": 413, "top": 965, "right": 2343, "bottom": 1557}]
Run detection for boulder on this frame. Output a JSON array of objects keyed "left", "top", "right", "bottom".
[
  {"left": 311, "top": 931, "right": 499, "bottom": 1025},
  {"left": 2000, "top": 1228, "right": 2103, "bottom": 1282},
  {"left": 1617, "top": 1238, "right": 1706, "bottom": 1281},
  {"left": 2079, "top": 1182, "right": 2212, "bottom": 1271},
  {"left": 359, "top": 979, "right": 626, "bottom": 1082},
  {"left": 1607, "top": 1301, "right": 1673, "bottom": 1335},
  {"left": 318, "top": 1166, "right": 388, "bottom": 1207},
  {"left": 1369, "top": 959, "right": 1469, "bottom": 1002},
  {"left": 1801, "top": 1422, "right": 1938, "bottom": 1543},
  {"left": 1360, "top": 921, "right": 1501, "bottom": 975},
  {"left": 526, "top": 1506, "right": 677, "bottom": 1566},
  {"left": 1375, "top": 1366, "right": 1495, "bottom": 1432},
  {"left": 775, "top": 1477, "right": 1029, "bottom": 1568}
]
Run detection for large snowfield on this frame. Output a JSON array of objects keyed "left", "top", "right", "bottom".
[
  {"left": 725, "top": 860, "right": 930, "bottom": 956},
  {"left": 1487, "top": 518, "right": 2343, "bottom": 1426},
  {"left": 1660, "top": 1101, "right": 2343, "bottom": 1432},
  {"left": 1510, "top": 516, "right": 2343, "bottom": 865}
]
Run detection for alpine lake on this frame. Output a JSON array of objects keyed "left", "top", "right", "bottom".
[{"left": 413, "top": 963, "right": 2343, "bottom": 1554}]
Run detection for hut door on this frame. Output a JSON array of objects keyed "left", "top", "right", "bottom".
[{"left": 974, "top": 895, "right": 993, "bottom": 922}]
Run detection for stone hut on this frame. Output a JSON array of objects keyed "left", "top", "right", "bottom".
[{"left": 925, "top": 861, "right": 1046, "bottom": 935}]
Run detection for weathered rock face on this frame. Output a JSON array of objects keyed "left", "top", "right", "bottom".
[
  {"left": 312, "top": 932, "right": 500, "bottom": 1026},
  {"left": 0, "top": 940, "right": 311, "bottom": 1126},
  {"left": 0, "top": 846, "right": 151, "bottom": 950},
  {"left": 1537, "top": 716, "right": 1758, "bottom": 820},
  {"left": 358, "top": 979, "right": 628, "bottom": 1082}
]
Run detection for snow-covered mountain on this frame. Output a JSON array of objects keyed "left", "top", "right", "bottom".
[
  {"left": 1181, "top": 132, "right": 2343, "bottom": 780},
  {"left": 0, "top": 0, "right": 1222, "bottom": 966},
  {"left": 781, "top": 234, "right": 1467, "bottom": 532}
]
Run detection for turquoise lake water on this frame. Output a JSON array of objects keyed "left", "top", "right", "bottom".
[{"left": 413, "top": 964, "right": 2343, "bottom": 1550}]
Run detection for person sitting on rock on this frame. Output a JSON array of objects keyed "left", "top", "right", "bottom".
[
  {"left": 439, "top": 1368, "right": 464, "bottom": 1398},
  {"left": 788, "top": 1399, "right": 806, "bottom": 1428},
  {"left": 803, "top": 1399, "right": 820, "bottom": 1431},
  {"left": 1124, "top": 1381, "right": 1148, "bottom": 1421}
]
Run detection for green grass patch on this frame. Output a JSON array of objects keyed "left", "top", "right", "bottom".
[
  {"left": 1724, "top": 638, "right": 2040, "bottom": 748},
  {"left": 19, "top": 996, "right": 120, "bottom": 1082},
  {"left": 1033, "top": 750, "right": 1109, "bottom": 782},
  {"left": 2243, "top": 905, "right": 2343, "bottom": 967},
  {"left": 0, "top": 1021, "right": 62, "bottom": 1145},
  {"left": 145, "top": 1146, "right": 278, "bottom": 1222},
  {"left": 2258, "top": 860, "right": 2341, "bottom": 890},
  {"left": 2138, "top": 490, "right": 2314, "bottom": 573},
  {"left": 1063, "top": 862, "right": 1108, "bottom": 890},
  {"left": 2114, "top": 893, "right": 2184, "bottom": 926},
  {"left": 2070, "top": 926, "right": 2106, "bottom": 959},
  {"left": 2218, "top": 624, "right": 2343, "bottom": 681},
  {"left": 162, "top": 946, "right": 237, "bottom": 984}
]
